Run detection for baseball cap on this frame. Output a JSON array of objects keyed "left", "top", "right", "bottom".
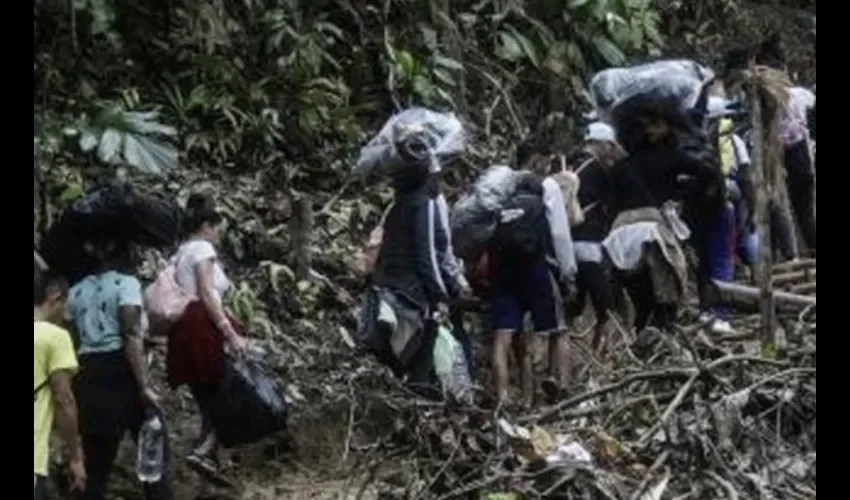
[
  {"left": 584, "top": 122, "right": 616, "bottom": 143},
  {"left": 707, "top": 96, "right": 735, "bottom": 119}
]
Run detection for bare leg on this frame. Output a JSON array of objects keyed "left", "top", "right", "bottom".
[
  {"left": 591, "top": 317, "right": 614, "bottom": 352},
  {"left": 548, "top": 330, "right": 572, "bottom": 392},
  {"left": 516, "top": 332, "right": 534, "bottom": 408},
  {"left": 492, "top": 330, "right": 515, "bottom": 405}
]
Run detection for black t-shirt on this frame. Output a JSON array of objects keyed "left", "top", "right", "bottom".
[
  {"left": 571, "top": 158, "right": 614, "bottom": 242},
  {"left": 609, "top": 143, "right": 721, "bottom": 215}
]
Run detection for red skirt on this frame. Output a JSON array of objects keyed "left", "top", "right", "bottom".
[{"left": 166, "top": 301, "right": 245, "bottom": 389}]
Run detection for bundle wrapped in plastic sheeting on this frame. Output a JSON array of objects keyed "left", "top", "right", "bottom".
[
  {"left": 589, "top": 59, "right": 715, "bottom": 122},
  {"left": 450, "top": 165, "right": 524, "bottom": 260},
  {"left": 432, "top": 325, "right": 473, "bottom": 405},
  {"left": 355, "top": 107, "right": 466, "bottom": 179},
  {"left": 40, "top": 181, "right": 184, "bottom": 285}
]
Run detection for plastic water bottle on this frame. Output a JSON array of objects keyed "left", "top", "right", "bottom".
[{"left": 136, "top": 415, "right": 165, "bottom": 483}]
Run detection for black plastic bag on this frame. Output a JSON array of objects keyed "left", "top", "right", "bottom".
[{"left": 207, "top": 356, "right": 288, "bottom": 448}]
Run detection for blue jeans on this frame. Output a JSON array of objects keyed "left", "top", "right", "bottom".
[
  {"left": 700, "top": 202, "right": 736, "bottom": 318},
  {"left": 734, "top": 198, "right": 758, "bottom": 266}
]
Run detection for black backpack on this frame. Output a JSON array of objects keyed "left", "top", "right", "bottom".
[{"left": 492, "top": 177, "right": 548, "bottom": 262}]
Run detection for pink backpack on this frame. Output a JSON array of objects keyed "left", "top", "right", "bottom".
[{"left": 145, "top": 250, "right": 192, "bottom": 335}]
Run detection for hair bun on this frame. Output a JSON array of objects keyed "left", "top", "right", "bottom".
[
  {"left": 186, "top": 193, "right": 207, "bottom": 212},
  {"left": 183, "top": 193, "right": 222, "bottom": 235}
]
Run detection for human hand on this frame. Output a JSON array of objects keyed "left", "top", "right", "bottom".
[
  {"left": 561, "top": 277, "right": 578, "bottom": 304},
  {"left": 226, "top": 334, "right": 249, "bottom": 356},
  {"left": 434, "top": 302, "right": 450, "bottom": 320},
  {"left": 67, "top": 457, "right": 86, "bottom": 493},
  {"left": 140, "top": 386, "right": 162, "bottom": 412}
]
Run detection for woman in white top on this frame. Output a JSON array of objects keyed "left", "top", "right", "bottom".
[{"left": 165, "top": 193, "right": 246, "bottom": 481}]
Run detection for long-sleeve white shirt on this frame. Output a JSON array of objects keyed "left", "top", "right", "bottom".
[{"left": 542, "top": 176, "right": 577, "bottom": 279}]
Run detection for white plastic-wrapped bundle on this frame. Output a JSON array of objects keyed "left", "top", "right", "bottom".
[
  {"left": 589, "top": 59, "right": 715, "bottom": 121},
  {"left": 354, "top": 107, "right": 466, "bottom": 179},
  {"left": 450, "top": 165, "right": 522, "bottom": 260}
]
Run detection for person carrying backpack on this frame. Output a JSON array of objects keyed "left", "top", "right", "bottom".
[
  {"left": 605, "top": 105, "right": 721, "bottom": 333},
  {"left": 489, "top": 132, "right": 577, "bottom": 407}
]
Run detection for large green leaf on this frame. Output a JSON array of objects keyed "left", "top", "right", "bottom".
[
  {"left": 592, "top": 35, "right": 626, "bottom": 65},
  {"left": 495, "top": 32, "right": 524, "bottom": 62},
  {"left": 505, "top": 26, "right": 540, "bottom": 68},
  {"left": 433, "top": 54, "right": 465, "bottom": 72},
  {"left": 77, "top": 108, "right": 180, "bottom": 175}
]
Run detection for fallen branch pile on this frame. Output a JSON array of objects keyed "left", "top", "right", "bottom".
[{"left": 322, "top": 312, "right": 816, "bottom": 500}]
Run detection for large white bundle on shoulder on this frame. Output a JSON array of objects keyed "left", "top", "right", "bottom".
[
  {"left": 450, "top": 165, "right": 525, "bottom": 260},
  {"left": 354, "top": 107, "right": 467, "bottom": 180},
  {"left": 589, "top": 59, "right": 715, "bottom": 122}
]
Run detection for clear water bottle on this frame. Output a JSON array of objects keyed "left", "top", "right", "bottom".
[{"left": 136, "top": 414, "right": 165, "bottom": 483}]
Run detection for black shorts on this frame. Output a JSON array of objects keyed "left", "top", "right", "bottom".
[
  {"left": 571, "top": 260, "right": 618, "bottom": 321},
  {"left": 489, "top": 258, "right": 564, "bottom": 333},
  {"left": 34, "top": 475, "right": 47, "bottom": 500}
]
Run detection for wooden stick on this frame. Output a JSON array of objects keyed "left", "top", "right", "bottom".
[
  {"left": 748, "top": 79, "right": 777, "bottom": 349},
  {"left": 790, "top": 282, "right": 816, "bottom": 295},
  {"left": 713, "top": 280, "right": 815, "bottom": 308},
  {"left": 773, "top": 258, "right": 816, "bottom": 272},
  {"left": 773, "top": 269, "right": 816, "bottom": 287}
]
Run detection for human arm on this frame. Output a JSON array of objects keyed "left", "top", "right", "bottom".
[
  {"left": 413, "top": 198, "right": 450, "bottom": 307},
  {"left": 195, "top": 254, "right": 246, "bottom": 352},
  {"left": 47, "top": 333, "right": 85, "bottom": 490},
  {"left": 542, "top": 177, "right": 577, "bottom": 280},
  {"left": 118, "top": 277, "right": 158, "bottom": 407},
  {"left": 435, "top": 194, "right": 471, "bottom": 298}
]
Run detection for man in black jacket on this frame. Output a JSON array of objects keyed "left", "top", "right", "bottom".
[{"left": 371, "top": 143, "right": 451, "bottom": 394}]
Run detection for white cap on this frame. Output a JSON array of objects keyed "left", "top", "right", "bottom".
[
  {"left": 707, "top": 96, "right": 733, "bottom": 118},
  {"left": 584, "top": 122, "right": 616, "bottom": 143}
]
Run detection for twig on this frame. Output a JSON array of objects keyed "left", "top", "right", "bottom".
[
  {"left": 317, "top": 176, "right": 355, "bottom": 217},
  {"left": 635, "top": 354, "right": 789, "bottom": 447},
  {"left": 705, "top": 470, "right": 740, "bottom": 500},
  {"left": 628, "top": 451, "right": 669, "bottom": 500},
  {"left": 341, "top": 380, "right": 357, "bottom": 464},
  {"left": 414, "top": 440, "right": 461, "bottom": 500},
  {"left": 528, "top": 367, "right": 698, "bottom": 423}
]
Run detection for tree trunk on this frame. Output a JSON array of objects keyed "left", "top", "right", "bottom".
[{"left": 749, "top": 87, "right": 776, "bottom": 352}]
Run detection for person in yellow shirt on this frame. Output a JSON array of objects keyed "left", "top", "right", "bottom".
[{"left": 34, "top": 271, "right": 85, "bottom": 499}]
